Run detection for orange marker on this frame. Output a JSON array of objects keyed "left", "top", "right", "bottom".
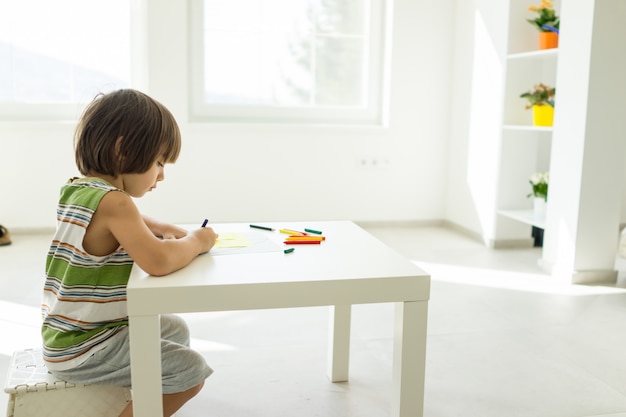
[{"left": 285, "top": 236, "right": 325, "bottom": 241}]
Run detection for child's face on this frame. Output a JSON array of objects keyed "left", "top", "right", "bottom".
[{"left": 122, "top": 159, "right": 165, "bottom": 198}]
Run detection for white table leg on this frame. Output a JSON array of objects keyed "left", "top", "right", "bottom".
[
  {"left": 327, "top": 304, "right": 351, "bottom": 382},
  {"left": 129, "top": 314, "right": 163, "bottom": 417},
  {"left": 391, "top": 301, "right": 428, "bottom": 417}
]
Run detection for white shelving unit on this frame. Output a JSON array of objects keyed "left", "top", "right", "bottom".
[
  {"left": 476, "top": 0, "right": 626, "bottom": 284},
  {"left": 495, "top": 0, "right": 560, "bottom": 238},
  {"left": 488, "top": 0, "right": 625, "bottom": 283}
]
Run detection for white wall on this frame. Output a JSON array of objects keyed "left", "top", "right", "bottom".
[{"left": 0, "top": 0, "right": 456, "bottom": 230}]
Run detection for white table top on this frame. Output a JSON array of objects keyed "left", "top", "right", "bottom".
[{"left": 127, "top": 221, "right": 430, "bottom": 315}]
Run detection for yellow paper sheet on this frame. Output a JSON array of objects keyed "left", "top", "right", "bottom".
[{"left": 214, "top": 232, "right": 252, "bottom": 248}]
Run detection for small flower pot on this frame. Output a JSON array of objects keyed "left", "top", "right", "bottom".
[
  {"left": 533, "top": 197, "right": 547, "bottom": 219},
  {"left": 539, "top": 32, "right": 558, "bottom": 50},
  {"left": 532, "top": 104, "right": 554, "bottom": 126}
]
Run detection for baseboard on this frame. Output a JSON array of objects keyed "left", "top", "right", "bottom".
[
  {"left": 489, "top": 238, "right": 535, "bottom": 249},
  {"left": 356, "top": 219, "right": 445, "bottom": 229},
  {"left": 440, "top": 220, "right": 536, "bottom": 249},
  {"left": 540, "top": 258, "right": 619, "bottom": 284},
  {"left": 440, "top": 220, "right": 485, "bottom": 244},
  {"left": 8, "top": 227, "right": 55, "bottom": 235}
]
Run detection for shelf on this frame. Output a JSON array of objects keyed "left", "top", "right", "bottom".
[
  {"left": 498, "top": 209, "right": 545, "bottom": 229},
  {"left": 507, "top": 49, "right": 558, "bottom": 60},
  {"left": 503, "top": 124, "right": 553, "bottom": 132}
]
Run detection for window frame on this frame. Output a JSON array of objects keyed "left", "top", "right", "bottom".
[
  {"left": 0, "top": 0, "right": 141, "bottom": 122},
  {"left": 188, "top": 0, "right": 391, "bottom": 126}
]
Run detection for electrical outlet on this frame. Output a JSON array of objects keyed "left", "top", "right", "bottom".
[{"left": 356, "top": 156, "right": 390, "bottom": 170}]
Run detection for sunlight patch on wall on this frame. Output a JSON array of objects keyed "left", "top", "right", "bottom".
[{"left": 466, "top": 9, "right": 505, "bottom": 238}]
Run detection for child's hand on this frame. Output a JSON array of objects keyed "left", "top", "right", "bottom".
[{"left": 190, "top": 227, "right": 218, "bottom": 254}]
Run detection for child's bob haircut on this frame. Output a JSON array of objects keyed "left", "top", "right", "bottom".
[{"left": 74, "top": 89, "right": 181, "bottom": 177}]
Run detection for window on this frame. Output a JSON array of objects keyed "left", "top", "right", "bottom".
[
  {"left": 0, "top": 0, "right": 132, "bottom": 120},
  {"left": 189, "top": 0, "right": 389, "bottom": 125}
]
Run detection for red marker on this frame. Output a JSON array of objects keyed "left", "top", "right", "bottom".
[{"left": 283, "top": 240, "right": 321, "bottom": 245}]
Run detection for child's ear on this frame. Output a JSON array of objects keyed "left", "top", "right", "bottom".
[
  {"left": 114, "top": 136, "right": 124, "bottom": 158},
  {"left": 114, "top": 136, "right": 125, "bottom": 174}
]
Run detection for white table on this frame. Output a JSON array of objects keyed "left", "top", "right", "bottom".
[{"left": 127, "top": 221, "right": 430, "bottom": 416}]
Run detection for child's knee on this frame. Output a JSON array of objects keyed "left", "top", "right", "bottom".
[
  {"left": 190, "top": 380, "right": 204, "bottom": 396},
  {"left": 160, "top": 314, "right": 190, "bottom": 345},
  {"left": 176, "top": 381, "right": 204, "bottom": 402}
]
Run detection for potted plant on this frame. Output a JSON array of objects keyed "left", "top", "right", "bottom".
[
  {"left": 528, "top": 171, "right": 549, "bottom": 201},
  {"left": 520, "top": 83, "right": 555, "bottom": 126},
  {"left": 528, "top": 171, "right": 549, "bottom": 218},
  {"left": 527, "top": 1, "right": 560, "bottom": 49}
]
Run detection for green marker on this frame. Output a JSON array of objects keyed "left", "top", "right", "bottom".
[
  {"left": 250, "top": 224, "right": 275, "bottom": 231},
  {"left": 304, "top": 228, "right": 322, "bottom": 235},
  {"left": 284, "top": 248, "right": 295, "bottom": 254}
]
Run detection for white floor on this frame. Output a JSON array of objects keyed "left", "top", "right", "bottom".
[{"left": 3, "top": 224, "right": 626, "bottom": 417}]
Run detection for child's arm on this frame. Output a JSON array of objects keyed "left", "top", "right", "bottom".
[
  {"left": 94, "top": 191, "right": 217, "bottom": 276},
  {"left": 142, "top": 215, "right": 188, "bottom": 239}
]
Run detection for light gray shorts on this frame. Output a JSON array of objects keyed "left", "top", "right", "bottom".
[{"left": 50, "top": 314, "right": 213, "bottom": 394}]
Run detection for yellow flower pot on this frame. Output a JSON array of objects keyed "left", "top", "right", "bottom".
[{"left": 532, "top": 104, "right": 554, "bottom": 126}]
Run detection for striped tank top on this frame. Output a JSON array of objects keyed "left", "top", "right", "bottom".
[{"left": 41, "top": 178, "right": 134, "bottom": 370}]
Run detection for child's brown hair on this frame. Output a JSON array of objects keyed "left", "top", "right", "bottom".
[{"left": 74, "top": 89, "right": 181, "bottom": 176}]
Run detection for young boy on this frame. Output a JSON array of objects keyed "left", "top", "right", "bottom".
[{"left": 41, "top": 89, "right": 217, "bottom": 417}]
